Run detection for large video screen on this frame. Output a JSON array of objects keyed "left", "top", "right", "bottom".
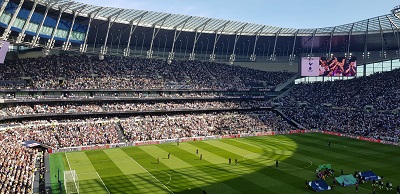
[{"left": 301, "top": 56, "right": 357, "bottom": 77}]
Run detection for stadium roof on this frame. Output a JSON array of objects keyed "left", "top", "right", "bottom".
[{"left": 38, "top": 0, "right": 400, "bottom": 36}]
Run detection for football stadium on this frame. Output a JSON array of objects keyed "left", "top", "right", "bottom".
[{"left": 0, "top": 0, "right": 400, "bottom": 193}]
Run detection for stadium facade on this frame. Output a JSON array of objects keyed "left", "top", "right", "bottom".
[
  {"left": 1, "top": 1, "right": 400, "bottom": 194},
  {"left": 0, "top": 0, "right": 400, "bottom": 77}
]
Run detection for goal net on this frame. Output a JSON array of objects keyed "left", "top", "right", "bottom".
[{"left": 64, "top": 170, "right": 79, "bottom": 194}]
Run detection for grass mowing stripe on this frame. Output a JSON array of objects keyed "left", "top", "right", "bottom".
[
  {"left": 64, "top": 153, "right": 80, "bottom": 193},
  {"left": 248, "top": 136, "right": 368, "bottom": 167},
  {"left": 103, "top": 149, "right": 172, "bottom": 194},
  {"left": 139, "top": 145, "right": 242, "bottom": 194},
  {"left": 95, "top": 172, "right": 111, "bottom": 194},
  {"left": 158, "top": 144, "right": 268, "bottom": 194},
  {"left": 226, "top": 138, "right": 319, "bottom": 171},
  {"left": 241, "top": 135, "right": 384, "bottom": 193},
  {"left": 291, "top": 134, "right": 400, "bottom": 167},
  {"left": 49, "top": 154, "right": 65, "bottom": 193},
  {"left": 64, "top": 152, "right": 110, "bottom": 194},
  {"left": 85, "top": 150, "right": 141, "bottom": 194},
  {"left": 121, "top": 147, "right": 202, "bottom": 194},
  {"left": 128, "top": 157, "right": 174, "bottom": 194},
  {"left": 50, "top": 134, "right": 400, "bottom": 194},
  {"left": 228, "top": 137, "right": 369, "bottom": 193},
  {"left": 181, "top": 141, "right": 306, "bottom": 193},
  {"left": 280, "top": 136, "right": 398, "bottom": 174},
  {"left": 247, "top": 137, "right": 365, "bottom": 172},
  {"left": 299, "top": 133, "right": 396, "bottom": 156},
  {"left": 193, "top": 140, "right": 318, "bottom": 188}
]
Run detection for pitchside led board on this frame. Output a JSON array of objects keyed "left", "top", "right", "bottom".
[
  {"left": 0, "top": 41, "right": 10, "bottom": 64},
  {"left": 301, "top": 56, "right": 357, "bottom": 77}
]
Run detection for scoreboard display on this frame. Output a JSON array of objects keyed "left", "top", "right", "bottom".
[{"left": 301, "top": 56, "right": 357, "bottom": 77}]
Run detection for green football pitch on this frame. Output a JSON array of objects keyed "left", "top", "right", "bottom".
[{"left": 49, "top": 133, "right": 400, "bottom": 194}]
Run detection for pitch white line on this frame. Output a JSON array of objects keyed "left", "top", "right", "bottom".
[
  {"left": 151, "top": 169, "right": 172, "bottom": 185},
  {"left": 95, "top": 172, "right": 111, "bottom": 194},
  {"left": 65, "top": 153, "right": 79, "bottom": 194},
  {"left": 129, "top": 158, "right": 174, "bottom": 193},
  {"left": 303, "top": 158, "right": 313, "bottom": 168}
]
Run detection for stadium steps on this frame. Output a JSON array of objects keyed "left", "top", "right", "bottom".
[
  {"left": 274, "top": 72, "right": 299, "bottom": 92},
  {"left": 274, "top": 108, "right": 304, "bottom": 129},
  {"left": 272, "top": 84, "right": 296, "bottom": 101},
  {"left": 115, "top": 121, "right": 127, "bottom": 143}
]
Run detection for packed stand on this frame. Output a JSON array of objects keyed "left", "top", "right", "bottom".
[
  {"left": 0, "top": 100, "right": 271, "bottom": 118},
  {"left": 1, "top": 55, "right": 295, "bottom": 90},
  {"left": 0, "top": 132, "right": 37, "bottom": 194},
  {"left": 0, "top": 92, "right": 226, "bottom": 101},
  {"left": 275, "top": 68, "right": 400, "bottom": 110},
  {"left": 2, "top": 121, "right": 119, "bottom": 148},
  {"left": 282, "top": 108, "right": 400, "bottom": 143},
  {"left": 120, "top": 111, "right": 295, "bottom": 141}
]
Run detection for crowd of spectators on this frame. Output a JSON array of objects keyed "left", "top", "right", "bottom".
[
  {"left": 0, "top": 55, "right": 295, "bottom": 90},
  {"left": 282, "top": 108, "right": 400, "bottom": 143},
  {"left": 120, "top": 111, "right": 295, "bottom": 142},
  {"left": 273, "top": 66, "right": 400, "bottom": 143},
  {"left": 0, "top": 100, "right": 271, "bottom": 118},
  {"left": 0, "top": 132, "right": 37, "bottom": 194},
  {"left": 275, "top": 68, "right": 400, "bottom": 110},
  {"left": 1, "top": 92, "right": 229, "bottom": 102},
  {"left": 0, "top": 110, "right": 293, "bottom": 148},
  {"left": 2, "top": 121, "right": 119, "bottom": 149}
]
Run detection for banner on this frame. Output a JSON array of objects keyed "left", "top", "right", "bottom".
[
  {"left": 359, "top": 170, "right": 381, "bottom": 181},
  {"left": 309, "top": 179, "right": 331, "bottom": 192},
  {"left": 335, "top": 175, "right": 357, "bottom": 186}
]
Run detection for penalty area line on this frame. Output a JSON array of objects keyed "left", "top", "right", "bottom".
[
  {"left": 129, "top": 157, "right": 174, "bottom": 193},
  {"left": 95, "top": 172, "right": 111, "bottom": 194}
]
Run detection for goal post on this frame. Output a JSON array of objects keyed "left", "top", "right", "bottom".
[{"left": 64, "top": 170, "right": 79, "bottom": 194}]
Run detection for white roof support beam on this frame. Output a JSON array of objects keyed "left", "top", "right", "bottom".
[
  {"left": 378, "top": 17, "right": 386, "bottom": 58},
  {"left": 44, "top": 2, "right": 74, "bottom": 52},
  {"left": 1, "top": 0, "right": 24, "bottom": 41},
  {"left": 0, "top": 0, "right": 9, "bottom": 18},
  {"left": 166, "top": 16, "right": 191, "bottom": 62},
  {"left": 289, "top": 29, "right": 299, "bottom": 62},
  {"left": 363, "top": 20, "right": 369, "bottom": 59},
  {"left": 79, "top": 7, "right": 102, "bottom": 53},
  {"left": 16, "top": 0, "right": 38, "bottom": 43},
  {"left": 189, "top": 18, "right": 212, "bottom": 61},
  {"left": 250, "top": 25, "right": 265, "bottom": 62},
  {"left": 270, "top": 28, "right": 282, "bottom": 61},
  {"left": 123, "top": 12, "right": 147, "bottom": 57},
  {"left": 309, "top": 29, "right": 318, "bottom": 57},
  {"left": 346, "top": 23, "right": 355, "bottom": 56},
  {"left": 147, "top": 14, "right": 171, "bottom": 58},
  {"left": 328, "top": 27, "right": 336, "bottom": 57},
  {"left": 30, "top": 0, "right": 56, "bottom": 48},
  {"left": 99, "top": 10, "right": 123, "bottom": 58},
  {"left": 386, "top": 16, "right": 400, "bottom": 57},
  {"left": 62, "top": 4, "right": 87, "bottom": 51},
  {"left": 210, "top": 20, "right": 230, "bottom": 62},
  {"left": 229, "top": 23, "right": 247, "bottom": 64}
]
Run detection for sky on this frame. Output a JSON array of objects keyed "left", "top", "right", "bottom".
[{"left": 76, "top": 0, "right": 397, "bottom": 29}]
